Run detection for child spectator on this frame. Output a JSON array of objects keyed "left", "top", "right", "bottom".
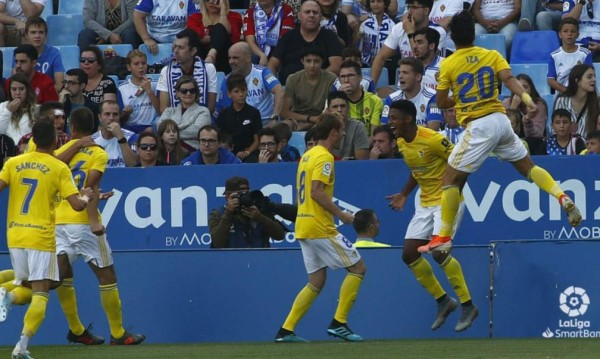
[
  {"left": 219, "top": 131, "right": 234, "bottom": 152},
  {"left": 216, "top": 74, "right": 262, "bottom": 162},
  {"left": 156, "top": 119, "right": 189, "bottom": 165},
  {"left": 546, "top": 108, "right": 586, "bottom": 155},
  {"left": 357, "top": 0, "right": 395, "bottom": 66},
  {"left": 548, "top": 18, "right": 592, "bottom": 95},
  {"left": 119, "top": 50, "right": 160, "bottom": 133},
  {"left": 273, "top": 121, "right": 301, "bottom": 161},
  {"left": 506, "top": 109, "right": 529, "bottom": 154},
  {"left": 584, "top": 130, "right": 600, "bottom": 154}
]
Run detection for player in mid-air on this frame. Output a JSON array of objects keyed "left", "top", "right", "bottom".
[
  {"left": 0, "top": 120, "right": 93, "bottom": 359},
  {"left": 419, "top": 11, "right": 582, "bottom": 254},
  {"left": 275, "top": 113, "right": 367, "bottom": 343},
  {"left": 386, "top": 99, "right": 478, "bottom": 332}
]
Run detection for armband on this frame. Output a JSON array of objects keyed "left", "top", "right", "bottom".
[{"left": 521, "top": 93, "right": 534, "bottom": 107}]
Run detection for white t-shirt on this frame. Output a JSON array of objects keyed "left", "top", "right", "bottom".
[
  {"left": 548, "top": 46, "right": 593, "bottom": 87},
  {"left": 91, "top": 129, "right": 136, "bottom": 168},
  {"left": 134, "top": 0, "right": 198, "bottom": 43},
  {"left": 118, "top": 79, "right": 159, "bottom": 126},
  {"left": 429, "top": 0, "right": 463, "bottom": 25},
  {"left": 479, "top": 0, "right": 514, "bottom": 20},
  {"left": 384, "top": 22, "right": 447, "bottom": 58},
  {"left": 0, "top": 0, "right": 45, "bottom": 21},
  {"left": 381, "top": 86, "right": 436, "bottom": 126}
]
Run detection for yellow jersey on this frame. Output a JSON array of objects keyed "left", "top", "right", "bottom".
[
  {"left": 348, "top": 91, "right": 384, "bottom": 134},
  {"left": 295, "top": 145, "right": 338, "bottom": 239},
  {"left": 0, "top": 152, "right": 79, "bottom": 251},
  {"left": 54, "top": 140, "right": 108, "bottom": 224},
  {"left": 437, "top": 46, "right": 510, "bottom": 125},
  {"left": 397, "top": 126, "right": 453, "bottom": 206}
]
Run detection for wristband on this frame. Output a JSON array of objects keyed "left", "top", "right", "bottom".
[
  {"left": 117, "top": 137, "right": 127, "bottom": 144},
  {"left": 78, "top": 194, "right": 90, "bottom": 204},
  {"left": 521, "top": 93, "right": 534, "bottom": 107},
  {"left": 407, "top": 33, "right": 415, "bottom": 40}
]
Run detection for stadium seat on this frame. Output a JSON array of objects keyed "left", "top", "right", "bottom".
[
  {"left": 362, "top": 67, "right": 388, "bottom": 89},
  {"left": 510, "top": 31, "right": 560, "bottom": 64},
  {"left": 59, "top": 0, "right": 84, "bottom": 14},
  {"left": 139, "top": 43, "right": 173, "bottom": 66},
  {"left": 41, "top": 3, "right": 53, "bottom": 19},
  {"left": 501, "top": 63, "right": 550, "bottom": 97},
  {"left": 474, "top": 34, "right": 506, "bottom": 60},
  {"left": 289, "top": 131, "right": 307, "bottom": 156},
  {"left": 56, "top": 45, "right": 81, "bottom": 72},
  {"left": 109, "top": 74, "right": 120, "bottom": 87},
  {"left": 97, "top": 44, "right": 134, "bottom": 58},
  {"left": 1, "top": 47, "right": 15, "bottom": 79},
  {"left": 594, "top": 63, "right": 600, "bottom": 93},
  {"left": 217, "top": 71, "right": 225, "bottom": 92},
  {"left": 47, "top": 14, "right": 84, "bottom": 46}
]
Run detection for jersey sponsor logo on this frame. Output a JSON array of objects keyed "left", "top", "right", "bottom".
[
  {"left": 265, "top": 74, "right": 276, "bottom": 84},
  {"left": 247, "top": 88, "right": 265, "bottom": 97}
]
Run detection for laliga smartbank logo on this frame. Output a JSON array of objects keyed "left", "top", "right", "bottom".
[{"left": 542, "top": 286, "right": 600, "bottom": 338}]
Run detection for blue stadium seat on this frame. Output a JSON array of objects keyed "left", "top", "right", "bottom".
[
  {"left": 510, "top": 31, "right": 559, "bottom": 64},
  {"left": 46, "top": 15, "right": 84, "bottom": 46},
  {"left": 41, "top": 2, "right": 53, "bottom": 19},
  {"left": 474, "top": 34, "right": 506, "bottom": 60},
  {"left": 217, "top": 71, "right": 225, "bottom": 92},
  {"left": 1, "top": 47, "right": 15, "bottom": 79},
  {"left": 594, "top": 63, "right": 600, "bottom": 93},
  {"left": 109, "top": 74, "right": 120, "bottom": 87},
  {"left": 139, "top": 43, "right": 173, "bottom": 65},
  {"left": 501, "top": 63, "right": 550, "bottom": 97},
  {"left": 55, "top": 45, "right": 81, "bottom": 72},
  {"left": 289, "top": 131, "right": 306, "bottom": 156},
  {"left": 59, "top": 0, "right": 84, "bottom": 14},
  {"left": 97, "top": 44, "right": 134, "bottom": 58},
  {"left": 362, "top": 67, "right": 388, "bottom": 89}
]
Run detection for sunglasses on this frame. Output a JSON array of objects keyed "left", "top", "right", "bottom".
[
  {"left": 139, "top": 143, "right": 158, "bottom": 151},
  {"left": 80, "top": 57, "right": 97, "bottom": 64},
  {"left": 178, "top": 88, "right": 197, "bottom": 95}
]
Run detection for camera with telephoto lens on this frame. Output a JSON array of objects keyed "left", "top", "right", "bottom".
[{"left": 234, "top": 190, "right": 267, "bottom": 214}]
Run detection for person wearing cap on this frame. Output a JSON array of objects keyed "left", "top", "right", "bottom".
[
  {"left": 180, "top": 125, "right": 242, "bottom": 165},
  {"left": 208, "top": 176, "right": 286, "bottom": 248},
  {"left": 353, "top": 209, "right": 390, "bottom": 248}
]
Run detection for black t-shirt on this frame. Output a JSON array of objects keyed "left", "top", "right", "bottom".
[
  {"left": 216, "top": 103, "right": 263, "bottom": 154},
  {"left": 271, "top": 28, "right": 342, "bottom": 85}
]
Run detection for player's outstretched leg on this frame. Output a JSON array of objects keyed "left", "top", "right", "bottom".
[
  {"left": 418, "top": 186, "right": 461, "bottom": 253},
  {"left": 275, "top": 283, "right": 320, "bottom": 343},
  {"left": 0, "top": 287, "right": 10, "bottom": 322}
]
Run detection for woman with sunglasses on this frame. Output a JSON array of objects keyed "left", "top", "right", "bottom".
[
  {"left": 0, "top": 74, "right": 40, "bottom": 147},
  {"left": 157, "top": 76, "right": 211, "bottom": 152},
  {"left": 79, "top": 46, "right": 118, "bottom": 104},
  {"left": 136, "top": 132, "right": 165, "bottom": 167}
]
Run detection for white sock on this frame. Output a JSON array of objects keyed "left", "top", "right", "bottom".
[{"left": 19, "top": 334, "right": 29, "bottom": 350}]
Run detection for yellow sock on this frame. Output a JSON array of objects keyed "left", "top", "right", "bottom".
[
  {"left": 529, "top": 166, "right": 564, "bottom": 199},
  {"left": 0, "top": 269, "right": 14, "bottom": 283},
  {"left": 1, "top": 280, "right": 17, "bottom": 292},
  {"left": 100, "top": 284, "right": 124, "bottom": 339},
  {"left": 334, "top": 273, "right": 364, "bottom": 324},
  {"left": 439, "top": 186, "right": 461, "bottom": 237},
  {"left": 11, "top": 286, "right": 32, "bottom": 305},
  {"left": 441, "top": 256, "right": 472, "bottom": 303},
  {"left": 56, "top": 279, "right": 85, "bottom": 335},
  {"left": 282, "top": 284, "right": 320, "bottom": 332},
  {"left": 22, "top": 292, "right": 49, "bottom": 337},
  {"left": 408, "top": 257, "right": 445, "bottom": 300}
]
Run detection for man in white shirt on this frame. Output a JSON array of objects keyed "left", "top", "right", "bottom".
[
  {"left": 411, "top": 27, "right": 444, "bottom": 92},
  {"left": 91, "top": 100, "right": 138, "bottom": 168},
  {"left": 0, "top": 0, "right": 45, "bottom": 46}
]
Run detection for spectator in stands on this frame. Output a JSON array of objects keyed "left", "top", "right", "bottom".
[
  {"left": 316, "top": 0, "right": 350, "bottom": 47},
  {"left": 428, "top": 0, "right": 464, "bottom": 31},
  {"left": 22, "top": 17, "right": 64, "bottom": 93},
  {"left": 411, "top": 27, "right": 443, "bottom": 92},
  {"left": 281, "top": 47, "right": 337, "bottom": 131},
  {"left": 157, "top": 76, "right": 211, "bottom": 152},
  {"left": 337, "top": 60, "right": 383, "bottom": 135},
  {"left": 506, "top": 109, "right": 530, "bottom": 154},
  {"left": 554, "top": 64, "right": 599, "bottom": 139},
  {"left": 209, "top": 176, "right": 286, "bottom": 248},
  {"left": 563, "top": 0, "right": 600, "bottom": 59},
  {"left": 472, "top": 0, "right": 520, "bottom": 55},
  {"left": 80, "top": 0, "right": 141, "bottom": 50},
  {"left": 61, "top": 68, "right": 100, "bottom": 132},
  {"left": 157, "top": 29, "right": 218, "bottom": 114},
  {"left": 0, "top": 0, "right": 45, "bottom": 46},
  {"left": 8, "top": 44, "right": 58, "bottom": 104},
  {"left": 519, "top": 0, "right": 563, "bottom": 32},
  {"left": 438, "top": 107, "right": 464, "bottom": 145},
  {"left": 353, "top": 208, "right": 390, "bottom": 247},
  {"left": 546, "top": 108, "right": 586, "bottom": 155},
  {"left": 181, "top": 124, "right": 242, "bottom": 165},
  {"left": 342, "top": 0, "right": 397, "bottom": 34},
  {"left": 79, "top": 46, "right": 118, "bottom": 104},
  {"left": 356, "top": 0, "right": 395, "bottom": 66},
  {"left": 369, "top": 0, "right": 446, "bottom": 88},
  {"left": 332, "top": 47, "right": 376, "bottom": 93},
  {"left": 187, "top": 0, "right": 243, "bottom": 73},
  {"left": 327, "top": 91, "right": 369, "bottom": 160},
  {"left": 119, "top": 50, "right": 160, "bottom": 133},
  {"left": 243, "top": 0, "right": 296, "bottom": 66},
  {"left": 273, "top": 121, "right": 301, "bottom": 161},
  {"left": 585, "top": 130, "right": 600, "bottom": 154},
  {"left": 156, "top": 119, "right": 188, "bottom": 165},
  {"left": 304, "top": 125, "right": 318, "bottom": 150},
  {"left": 136, "top": 132, "right": 165, "bottom": 167},
  {"left": 133, "top": 0, "right": 198, "bottom": 55},
  {"left": 548, "top": 17, "right": 592, "bottom": 95},
  {"left": 246, "top": 127, "right": 282, "bottom": 163},
  {"left": 216, "top": 74, "right": 262, "bottom": 161},
  {"left": 0, "top": 73, "right": 39, "bottom": 146},
  {"left": 268, "top": 0, "right": 343, "bottom": 85},
  {"left": 503, "top": 74, "right": 548, "bottom": 155},
  {"left": 217, "top": 42, "right": 284, "bottom": 127},
  {"left": 91, "top": 99, "right": 138, "bottom": 167},
  {"left": 219, "top": 130, "right": 234, "bottom": 152},
  {"left": 369, "top": 125, "right": 400, "bottom": 159},
  {"left": 18, "top": 101, "right": 69, "bottom": 153}
]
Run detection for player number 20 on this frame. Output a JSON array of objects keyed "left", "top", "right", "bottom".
[{"left": 457, "top": 66, "right": 495, "bottom": 103}]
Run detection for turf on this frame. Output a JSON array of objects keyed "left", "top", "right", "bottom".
[{"left": 2, "top": 339, "right": 600, "bottom": 359}]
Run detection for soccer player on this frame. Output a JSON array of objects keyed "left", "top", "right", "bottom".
[
  {"left": 275, "top": 113, "right": 366, "bottom": 343},
  {"left": 0, "top": 120, "right": 92, "bottom": 359},
  {"left": 386, "top": 99, "right": 478, "bottom": 332},
  {"left": 54, "top": 107, "right": 146, "bottom": 346},
  {"left": 420, "top": 10, "right": 582, "bottom": 254}
]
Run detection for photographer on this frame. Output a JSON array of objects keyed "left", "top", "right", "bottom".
[{"left": 209, "top": 176, "right": 286, "bottom": 248}]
